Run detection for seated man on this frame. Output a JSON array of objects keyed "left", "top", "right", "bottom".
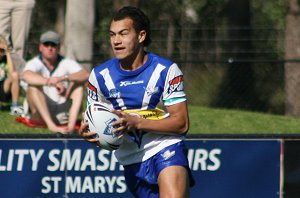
[
  {"left": 0, "top": 34, "right": 25, "bottom": 115},
  {"left": 23, "top": 30, "right": 89, "bottom": 134}
]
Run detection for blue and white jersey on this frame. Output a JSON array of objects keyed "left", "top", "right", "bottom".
[{"left": 87, "top": 52, "right": 187, "bottom": 165}]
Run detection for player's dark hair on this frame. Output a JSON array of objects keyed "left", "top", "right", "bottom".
[{"left": 113, "top": 6, "right": 152, "bottom": 47}]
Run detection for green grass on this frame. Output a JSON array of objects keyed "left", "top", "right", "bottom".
[
  {"left": 188, "top": 106, "right": 300, "bottom": 134},
  {"left": 1, "top": 105, "right": 300, "bottom": 135}
]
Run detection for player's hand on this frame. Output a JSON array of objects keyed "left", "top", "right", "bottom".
[
  {"left": 111, "top": 109, "right": 141, "bottom": 136},
  {"left": 78, "top": 112, "right": 100, "bottom": 145}
]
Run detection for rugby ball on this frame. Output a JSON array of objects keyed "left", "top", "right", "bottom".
[{"left": 85, "top": 102, "right": 123, "bottom": 151}]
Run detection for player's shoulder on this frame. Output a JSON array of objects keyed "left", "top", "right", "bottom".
[
  {"left": 149, "top": 52, "right": 175, "bottom": 68},
  {"left": 93, "top": 58, "right": 118, "bottom": 72}
]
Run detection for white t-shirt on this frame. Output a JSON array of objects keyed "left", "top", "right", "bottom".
[{"left": 24, "top": 55, "right": 83, "bottom": 104}]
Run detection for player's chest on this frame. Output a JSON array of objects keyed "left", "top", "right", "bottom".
[{"left": 104, "top": 73, "right": 164, "bottom": 100}]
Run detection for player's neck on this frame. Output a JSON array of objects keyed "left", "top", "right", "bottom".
[{"left": 120, "top": 50, "right": 147, "bottom": 71}]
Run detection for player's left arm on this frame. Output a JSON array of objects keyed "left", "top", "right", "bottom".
[
  {"left": 141, "top": 100, "right": 189, "bottom": 135},
  {"left": 112, "top": 100, "right": 189, "bottom": 136}
]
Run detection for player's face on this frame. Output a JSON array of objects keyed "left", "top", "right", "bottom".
[
  {"left": 109, "top": 18, "right": 145, "bottom": 61},
  {"left": 39, "top": 42, "right": 59, "bottom": 61}
]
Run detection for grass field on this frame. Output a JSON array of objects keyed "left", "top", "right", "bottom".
[{"left": 1, "top": 105, "right": 300, "bottom": 135}]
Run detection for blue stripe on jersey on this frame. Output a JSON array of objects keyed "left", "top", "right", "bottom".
[{"left": 93, "top": 53, "right": 174, "bottom": 110}]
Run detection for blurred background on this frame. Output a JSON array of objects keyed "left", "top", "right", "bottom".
[{"left": 25, "top": 0, "right": 298, "bottom": 117}]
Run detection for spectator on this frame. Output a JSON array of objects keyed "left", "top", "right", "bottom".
[
  {"left": 23, "top": 30, "right": 89, "bottom": 134},
  {"left": 0, "top": 0, "right": 35, "bottom": 58},
  {"left": 0, "top": 34, "right": 24, "bottom": 115}
]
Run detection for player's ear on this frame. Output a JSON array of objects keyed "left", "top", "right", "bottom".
[{"left": 138, "top": 30, "right": 146, "bottom": 44}]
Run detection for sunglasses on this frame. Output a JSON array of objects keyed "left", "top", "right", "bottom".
[{"left": 42, "top": 42, "right": 58, "bottom": 47}]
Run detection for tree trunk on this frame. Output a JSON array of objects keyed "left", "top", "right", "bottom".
[
  {"left": 167, "top": 19, "right": 175, "bottom": 58},
  {"left": 213, "top": 0, "right": 261, "bottom": 110},
  {"left": 285, "top": 0, "right": 300, "bottom": 116},
  {"left": 64, "top": 0, "right": 95, "bottom": 72},
  {"left": 55, "top": 0, "right": 66, "bottom": 41}
]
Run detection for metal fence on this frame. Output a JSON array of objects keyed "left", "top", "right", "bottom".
[{"left": 25, "top": 26, "right": 288, "bottom": 115}]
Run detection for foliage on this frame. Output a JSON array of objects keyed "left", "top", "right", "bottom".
[
  {"left": 250, "top": 1, "right": 286, "bottom": 114},
  {"left": 25, "top": 0, "right": 289, "bottom": 115},
  {"left": 251, "top": 0, "right": 286, "bottom": 29}
]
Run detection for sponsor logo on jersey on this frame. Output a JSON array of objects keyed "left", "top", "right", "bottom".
[
  {"left": 87, "top": 82, "right": 98, "bottom": 101},
  {"left": 144, "top": 86, "right": 159, "bottom": 96},
  {"left": 167, "top": 75, "right": 184, "bottom": 94},
  {"left": 161, "top": 150, "right": 176, "bottom": 160},
  {"left": 124, "top": 109, "right": 166, "bottom": 120},
  {"left": 109, "top": 88, "right": 121, "bottom": 98},
  {"left": 120, "top": 80, "right": 144, "bottom": 87}
]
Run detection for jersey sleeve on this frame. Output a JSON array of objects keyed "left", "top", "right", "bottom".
[
  {"left": 87, "top": 70, "right": 100, "bottom": 104},
  {"left": 86, "top": 69, "right": 113, "bottom": 109},
  {"left": 162, "top": 63, "right": 186, "bottom": 106}
]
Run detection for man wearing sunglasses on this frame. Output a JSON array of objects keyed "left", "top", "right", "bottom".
[{"left": 23, "top": 30, "right": 89, "bottom": 134}]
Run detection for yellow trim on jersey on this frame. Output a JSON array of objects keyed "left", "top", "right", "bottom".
[{"left": 123, "top": 108, "right": 168, "bottom": 120}]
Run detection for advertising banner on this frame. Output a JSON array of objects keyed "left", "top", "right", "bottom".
[
  {"left": 0, "top": 139, "right": 281, "bottom": 198},
  {"left": 187, "top": 139, "right": 281, "bottom": 198}
]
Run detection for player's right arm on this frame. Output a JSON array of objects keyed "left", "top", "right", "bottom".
[
  {"left": 78, "top": 112, "right": 99, "bottom": 145},
  {"left": 79, "top": 69, "right": 102, "bottom": 145}
]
